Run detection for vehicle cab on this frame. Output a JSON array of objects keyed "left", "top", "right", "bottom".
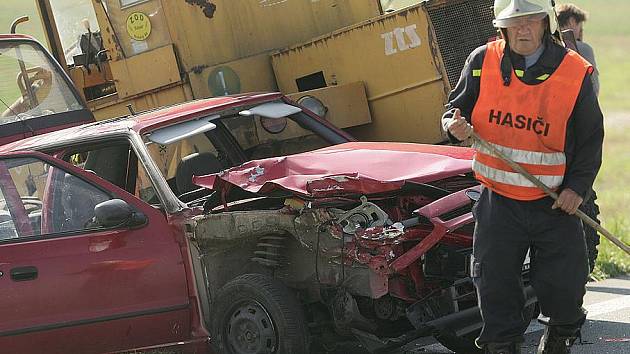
[{"left": 0, "top": 34, "right": 94, "bottom": 146}]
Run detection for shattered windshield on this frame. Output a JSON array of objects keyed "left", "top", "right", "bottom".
[
  {"left": 0, "top": 41, "right": 84, "bottom": 124},
  {"left": 141, "top": 103, "right": 340, "bottom": 199}
]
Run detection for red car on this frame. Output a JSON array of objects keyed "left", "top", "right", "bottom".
[{"left": 0, "top": 36, "right": 535, "bottom": 354}]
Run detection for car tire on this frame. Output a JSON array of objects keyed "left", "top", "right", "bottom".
[
  {"left": 434, "top": 303, "right": 537, "bottom": 353},
  {"left": 211, "top": 273, "right": 310, "bottom": 354},
  {"left": 580, "top": 192, "right": 600, "bottom": 273}
]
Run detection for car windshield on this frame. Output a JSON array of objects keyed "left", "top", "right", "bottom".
[
  {"left": 0, "top": 40, "right": 84, "bottom": 124},
  {"left": 141, "top": 101, "right": 347, "bottom": 198}
]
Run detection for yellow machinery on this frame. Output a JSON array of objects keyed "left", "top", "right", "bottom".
[{"left": 34, "top": 0, "right": 496, "bottom": 143}]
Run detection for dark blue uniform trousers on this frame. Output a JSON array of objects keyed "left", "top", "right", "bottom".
[{"left": 472, "top": 187, "right": 589, "bottom": 345}]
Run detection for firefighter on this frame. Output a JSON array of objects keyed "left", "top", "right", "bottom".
[{"left": 441, "top": 0, "right": 603, "bottom": 353}]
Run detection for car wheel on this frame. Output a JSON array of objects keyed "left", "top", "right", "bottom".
[
  {"left": 434, "top": 303, "right": 536, "bottom": 353},
  {"left": 580, "top": 192, "right": 600, "bottom": 273},
  {"left": 212, "top": 273, "right": 310, "bottom": 354}
]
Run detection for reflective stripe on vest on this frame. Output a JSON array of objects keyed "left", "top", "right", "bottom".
[
  {"left": 472, "top": 159, "right": 564, "bottom": 188},
  {"left": 473, "top": 140, "right": 566, "bottom": 166},
  {"left": 470, "top": 39, "right": 592, "bottom": 201}
]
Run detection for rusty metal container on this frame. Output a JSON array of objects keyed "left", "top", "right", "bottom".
[{"left": 272, "top": 0, "right": 497, "bottom": 143}]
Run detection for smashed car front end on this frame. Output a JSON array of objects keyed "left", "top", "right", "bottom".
[{"left": 187, "top": 142, "right": 536, "bottom": 348}]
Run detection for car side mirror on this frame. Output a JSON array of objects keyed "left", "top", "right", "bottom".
[{"left": 94, "top": 199, "right": 147, "bottom": 229}]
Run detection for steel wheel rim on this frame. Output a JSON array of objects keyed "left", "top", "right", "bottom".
[{"left": 225, "top": 299, "right": 278, "bottom": 354}]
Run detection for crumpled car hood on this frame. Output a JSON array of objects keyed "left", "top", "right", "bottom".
[{"left": 193, "top": 142, "right": 474, "bottom": 198}]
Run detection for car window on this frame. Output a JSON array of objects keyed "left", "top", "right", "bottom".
[
  {"left": 0, "top": 156, "right": 111, "bottom": 240},
  {"left": 0, "top": 41, "right": 84, "bottom": 123},
  {"left": 144, "top": 133, "right": 225, "bottom": 197},
  {"left": 220, "top": 113, "right": 331, "bottom": 160},
  {"left": 139, "top": 103, "right": 342, "bottom": 199},
  {"left": 145, "top": 134, "right": 220, "bottom": 181},
  {"left": 65, "top": 142, "right": 162, "bottom": 207},
  {"left": 0, "top": 187, "right": 18, "bottom": 239}
]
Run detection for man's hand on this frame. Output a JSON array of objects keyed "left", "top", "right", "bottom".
[
  {"left": 552, "top": 188, "right": 583, "bottom": 215},
  {"left": 446, "top": 108, "right": 473, "bottom": 141}
]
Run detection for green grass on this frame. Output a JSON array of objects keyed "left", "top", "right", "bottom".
[
  {"left": 591, "top": 116, "right": 630, "bottom": 279},
  {"left": 566, "top": 1, "right": 630, "bottom": 277},
  {"left": 591, "top": 219, "right": 630, "bottom": 280},
  {"left": 567, "top": 0, "right": 630, "bottom": 111}
]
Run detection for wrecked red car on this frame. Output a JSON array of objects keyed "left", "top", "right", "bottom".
[{"left": 0, "top": 88, "right": 536, "bottom": 353}]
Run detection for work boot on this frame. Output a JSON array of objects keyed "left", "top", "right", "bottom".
[
  {"left": 484, "top": 341, "right": 522, "bottom": 354},
  {"left": 537, "top": 325, "right": 579, "bottom": 354}
]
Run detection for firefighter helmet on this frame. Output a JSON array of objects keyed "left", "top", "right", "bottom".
[{"left": 493, "top": 0, "right": 558, "bottom": 33}]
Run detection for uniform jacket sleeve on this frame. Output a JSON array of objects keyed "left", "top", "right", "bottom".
[
  {"left": 562, "top": 72, "right": 604, "bottom": 199},
  {"left": 441, "top": 45, "right": 486, "bottom": 143}
]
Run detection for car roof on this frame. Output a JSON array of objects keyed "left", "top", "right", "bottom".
[
  {"left": 0, "top": 34, "right": 35, "bottom": 40},
  {"left": 0, "top": 92, "right": 283, "bottom": 153}
]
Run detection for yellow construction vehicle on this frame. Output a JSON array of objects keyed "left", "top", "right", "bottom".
[{"left": 30, "top": 0, "right": 496, "bottom": 143}]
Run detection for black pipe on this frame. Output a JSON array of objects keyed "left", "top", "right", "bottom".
[
  {"left": 10, "top": 16, "right": 39, "bottom": 110},
  {"left": 10, "top": 16, "right": 29, "bottom": 34},
  {"left": 426, "top": 285, "right": 536, "bottom": 330}
]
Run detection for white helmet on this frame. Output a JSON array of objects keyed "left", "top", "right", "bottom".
[{"left": 493, "top": 0, "right": 558, "bottom": 33}]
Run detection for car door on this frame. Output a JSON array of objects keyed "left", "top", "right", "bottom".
[{"left": 0, "top": 151, "right": 192, "bottom": 354}]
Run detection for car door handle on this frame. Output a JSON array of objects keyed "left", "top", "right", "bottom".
[{"left": 10, "top": 266, "right": 38, "bottom": 281}]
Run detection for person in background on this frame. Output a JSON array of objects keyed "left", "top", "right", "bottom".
[
  {"left": 557, "top": 3, "right": 602, "bottom": 274},
  {"left": 557, "top": 3, "right": 599, "bottom": 96}
]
